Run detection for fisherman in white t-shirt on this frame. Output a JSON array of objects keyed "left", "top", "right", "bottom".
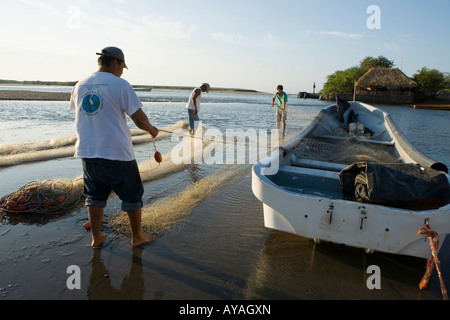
[
  {"left": 70, "top": 46, "right": 158, "bottom": 248},
  {"left": 186, "top": 83, "right": 210, "bottom": 135}
]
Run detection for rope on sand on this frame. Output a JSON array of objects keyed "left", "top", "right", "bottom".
[{"left": 417, "top": 219, "right": 448, "bottom": 300}]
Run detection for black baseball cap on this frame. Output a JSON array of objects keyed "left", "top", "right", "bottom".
[{"left": 96, "top": 46, "right": 128, "bottom": 69}]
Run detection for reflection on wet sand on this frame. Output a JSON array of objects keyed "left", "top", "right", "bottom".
[
  {"left": 244, "top": 230, "right": 441, "bottom": 300},
  {"left": 88, "top": 247, "right": 145, "bottom": 300}
]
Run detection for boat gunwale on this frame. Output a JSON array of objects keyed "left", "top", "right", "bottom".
[{"left": 253, "top": 101, "right": 450, "bottom": 214}]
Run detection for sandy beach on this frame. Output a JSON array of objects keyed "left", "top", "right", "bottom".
[{"left": 0, "top": 90, "right": 71, "bottom": 101}]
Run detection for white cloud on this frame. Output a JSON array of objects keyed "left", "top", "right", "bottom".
[
  {"left": 19, "top": 0, "right": 66, "bottom": 18},
  {"left": 142, "top": 15, "right": 197, "bottom": 39},
  {"left": 211, "top": 32, "right": 245, "bottom": 43},
  {"left": 318, "top": 31, "right": 363, "bottom": 39},
  {"left": 263, "top": 32, "right": 275, "bottom": 42}
]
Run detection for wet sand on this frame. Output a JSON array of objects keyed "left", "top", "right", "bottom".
[{"left": 1, "top": 171, "right": 448, "bottom": 301}]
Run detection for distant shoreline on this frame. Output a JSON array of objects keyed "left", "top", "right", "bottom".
[
  {"left": 0, "top": 90, "right": 71, "bottom": 101},
  {"left": 0, "top": 82, "right": 269, "bottom": 101},
  {"left": 0, "top": 88, "right": 269, "bottom": 101}
]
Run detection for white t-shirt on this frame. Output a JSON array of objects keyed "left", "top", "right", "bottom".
[
  {"left": 69, "top": 72, "right": 142, "bottom": 161},
  {"left": 186, "top": 87, "right": 201, "bottom": 113}
]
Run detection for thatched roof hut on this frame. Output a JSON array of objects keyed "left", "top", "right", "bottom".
[{"left": 356, "top": 67, "right": 418, "bottom": 91}]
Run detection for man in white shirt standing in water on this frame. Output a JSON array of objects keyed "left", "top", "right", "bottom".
[
  {"left": 186, "top": 83, "right": 210, "bottom": 135},
  {"left": 70, "top": 46, "right": 158, "bottom": 248}
]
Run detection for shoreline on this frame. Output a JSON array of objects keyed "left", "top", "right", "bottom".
[
  {"left": 0, "top": 88, "right": 269, "bottom": 101},
  {"left": 0, "top": 90, "right": 72, "bottom": 101}
]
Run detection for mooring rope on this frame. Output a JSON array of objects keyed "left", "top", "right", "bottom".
[{"left": 417, "top": 219, "right": 448, "bottom": 300}]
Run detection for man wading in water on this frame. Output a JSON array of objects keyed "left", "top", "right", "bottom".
[
  {"left": 186, "top": 83, "right": 210, "bottom": 135},
  {"left": 271, "top": 84, "right": 288, "bottom": 138},
  {"left": 70, "top": 46, "right": 158, "bottom": 248}
]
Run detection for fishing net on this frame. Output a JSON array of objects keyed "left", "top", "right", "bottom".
[
  {"left": 0, "top": 132, "right": 215, "bottom": 216},
  {"left": 1, "top": 178, "right": 84, "bottom": 214},
  {"left": 0, "top": 121, "right": 189, "bottom": 168},
  {"left": 110, "top": 164, "right": 250, "bottom": 236},
  {"left": 0, "top": 146, "right": 76, "bottom": 168},
  {"left": 293, "top": 122, "right": 400, "bottom": 165},
  {"left": 0, "top": 135, "right": 77, "bottom": 156},
  {"left": 139, "top": 139, "right": 215, "bottom": 181},
  {"left": 293, "top": 137, "right": 399, "bottom": 164}
]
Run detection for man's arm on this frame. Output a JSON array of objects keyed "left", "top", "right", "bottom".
[
  {"left": 130, "top": 108, "right": 158, "bottom": 137},
  {"left": 192, "top": 88, "right": 201, "bottom": 115}
]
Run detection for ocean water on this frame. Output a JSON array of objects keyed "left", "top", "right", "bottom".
[
  {"left": 0, "top": 86, "right": 449, "bottom": 300},
  {"left": 0, "top": 87, "right": 327, "bottom": 195}
]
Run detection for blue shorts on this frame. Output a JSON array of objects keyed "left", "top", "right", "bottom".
[
  {"left": 187, "top": 109, "right": 200, "bottom": 130},
  {"left": 82, "top": 158, "right": 144, "bottom": 211}
]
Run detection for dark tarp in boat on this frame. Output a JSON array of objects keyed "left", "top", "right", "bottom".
[
  {"left": 336, "top": 98, "right": 351, "bottom": 123},
  {"left": 339, "top": 162, "right": 450, "bottom": 210}
]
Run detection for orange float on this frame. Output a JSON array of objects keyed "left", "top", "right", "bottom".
[
  {"left": 154, "top": 151, "right": 162, "bottom": 163},
  {"left": 6, "top": 200, "right": 17, "bottom": 210}
]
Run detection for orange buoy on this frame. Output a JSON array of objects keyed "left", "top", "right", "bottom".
[
  {"left": 6, "top": 200, "right": 17, "bottom": 209},
  {"left": 56, "top": 196, "right": 66, "bottom": 204},
  {"left": 154, "top": 151, "right": 162, "bottom": 163},
  {"left": 17, "top": 195, "right": 27, "bottom": 204}
]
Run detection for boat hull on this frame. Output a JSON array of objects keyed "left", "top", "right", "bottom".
[{"left": 252, "top": 102, "right": 450, "bottom": 259}]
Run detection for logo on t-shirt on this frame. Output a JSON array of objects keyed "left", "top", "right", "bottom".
[{"left": 81, "top": 93, "right": 102, "bottom": 115}]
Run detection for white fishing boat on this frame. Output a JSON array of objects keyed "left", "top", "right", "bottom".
[{"left": 252, "top": 101, "right": 450, "bottom": 259}]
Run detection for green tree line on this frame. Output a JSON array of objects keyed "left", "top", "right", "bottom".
[
  {"left": 321, "top": 56, "right": 449, "bottom": 97},
  {"left": 0, "top": 79, "right": 77, "bottom": 86}
]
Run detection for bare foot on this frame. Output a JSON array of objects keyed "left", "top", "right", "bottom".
[
  {"left": 131, "top": 233, "right": 155, "bottom": 247},
  {"left": 91, "top": 234, "right": 106, "bottom": 248}
]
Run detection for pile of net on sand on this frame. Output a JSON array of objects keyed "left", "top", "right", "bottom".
[
  {"left": 1, "top": 178, "right": 84, "bottom": 214},
  {"left": 110, "top": 164, "right": 250, "bottom": 236}
]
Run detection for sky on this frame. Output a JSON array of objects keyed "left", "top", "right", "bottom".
[{"left": 1, "top": 0, "right": 449, "bottom": 93}]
